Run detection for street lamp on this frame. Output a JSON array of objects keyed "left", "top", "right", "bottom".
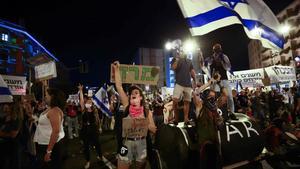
[{"left": 165, "top": 42, "right": 173, "bottom": 50}]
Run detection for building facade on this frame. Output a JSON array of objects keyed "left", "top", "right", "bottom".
[
  {"left": 248, "top": 0, "right": 300, "bottom": 69},
  {"left": 0, "top": 19, "right": 71, "bottom": 98}
]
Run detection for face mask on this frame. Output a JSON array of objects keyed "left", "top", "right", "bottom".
[
  {"left": 85, "top": 104, "right": 92, "bottom": 109},
  {"left": 204, "top": 97, "right": 217, "bottom": 111}
]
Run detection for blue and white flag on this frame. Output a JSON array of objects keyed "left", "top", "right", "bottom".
[
  {"left": 92, "top": 85, "right": 112, "bottom": 118},
  {"left": 177, "top": 0, "right": 284, "bottom": 50},
  {"left": 0, "top": 75, "right": 13, "bottom": 103}
]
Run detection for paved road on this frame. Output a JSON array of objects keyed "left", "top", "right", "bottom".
[
  {"left": 62, "top": 130, "right": 118, "bottom": 169},
  {"left": 61, "top": 130, "right": 297, "bottom": 169}
]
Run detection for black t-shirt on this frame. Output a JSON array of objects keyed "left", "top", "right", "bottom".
[{"left": 82, "top": 110, "right": 97, "bottom": 126}]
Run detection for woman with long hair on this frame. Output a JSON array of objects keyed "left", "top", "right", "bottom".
[
  {"left": 78, "top": 84, "right": 103, "bottom": 169},
  {"left": 112, "top": 61, "right": 157, "bottom": 169},
  {"left": 34, "top": 87, "right": 66, "bottom": 169}
]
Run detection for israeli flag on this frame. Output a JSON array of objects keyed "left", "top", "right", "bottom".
[
  {"left": 0, "top": 75, "right": 13, "bottom": 103},
  {"left": 177, "top": 0, "right": 284, "bottom": 50},
  {"left": 92, "top": 85, "right": 112, "bottom": 118}
]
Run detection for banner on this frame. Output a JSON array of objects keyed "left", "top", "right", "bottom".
[
  {"left": 1, "top": 75, "right": 27, "bottom": 95},
  {"left": 0, "top": 75, "right": 13, "bottom": 103},
  {"left": 111, "top": 64, "right": 160, "bottom": 85},
  {"left": 34, "top": 61, "right": 57, "bottom": 80},
  {"left": 228, "top": 68, "right": 264, "bottom": 87},
  {"left": 264, "top": 65, "right": 296, "bottom": 83}
]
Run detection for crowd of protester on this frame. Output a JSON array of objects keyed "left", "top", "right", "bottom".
[{"left": 1, "top": 64, "right": 300, "bottom": 169}]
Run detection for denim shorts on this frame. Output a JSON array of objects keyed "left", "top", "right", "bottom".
[{"left": 118, "top": 138, "right": 147, "bottom": 163}]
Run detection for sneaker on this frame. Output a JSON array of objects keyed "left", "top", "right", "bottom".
[{"left": 84, "top": 161, "right": 90, "bottom": 169}]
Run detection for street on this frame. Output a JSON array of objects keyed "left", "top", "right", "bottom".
[{"left": 62, "top": 130, "right": 118, "bottom": 169}]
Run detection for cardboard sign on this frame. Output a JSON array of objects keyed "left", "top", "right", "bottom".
[
  {"left": 34, "top": 61, "right": 57, "bottom": 81},
  {"left": 1, "top": 75, "right": 27, "bottom": 95},
  {"left": 264, "top": 65, "right": 296, "bottom": 83},
  {"left": 122, "top": 117, "right": 149, "bottom": 138},
  {"left": 111, "top": 64, "right": 160, "bottom": 85}
]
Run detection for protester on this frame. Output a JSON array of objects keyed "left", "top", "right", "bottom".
[
  {"left": 206, "top": 43, "right": 235, "bottom": 116},
  {"left": 0, "top": 101, "right": 23, "bottom": 169},
  {"left": 193, "top": 89, "right": 223, "bottom": 169},
  {"left": 112, "top": 61, "right": 157, "bottom": 169},
  {"left": 171, "top": 52, "right": 196, "bottom": 126},
  {"left": 78, "top": 84, "right": 103, "bottom": 169},
  {"left": 33, "top": 87, "right": 66, "bottom": 169},
  {"left": 66, "top": 101, "right": 79, "bottom": 139},
  {"left": 21, "top": 99, "right": 38, "bottom": 168}
]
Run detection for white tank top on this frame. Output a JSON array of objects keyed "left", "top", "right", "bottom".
[{"left": 34, "top": 108, "right": 65, "bottom": 145}]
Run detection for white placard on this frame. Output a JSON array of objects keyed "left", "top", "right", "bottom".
[
  {"left": 264, "top": 65, "right": 296, "bottom": 83},
  {"left": 227, "top": 69, "right": 265, "bottom": 87},
  {"left": 67, "top": 94, "right": 79, "bottom": 104},
  {"left": 1, "top": 75, "right": 27, "bottom": 95},
  {"left": 34, "top": 61, "right": 57, "bottom": 80}
]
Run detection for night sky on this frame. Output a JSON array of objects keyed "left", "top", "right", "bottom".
[{"left": 0, "top": 0, "right": 295, "bottom": 86}]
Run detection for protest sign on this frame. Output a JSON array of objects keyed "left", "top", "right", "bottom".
[
  {"left": 122, "top": 118, "right": 148, "bottom": 138},
  {"left": 111, "top": 64, "right": 160, "bottom": 85},
  {"left": 228, "top": 69, "right": 264, "bottom": 87},
  {"left": 1, "top": 75, "right": 27, "bottom": 95},
  {"left": 34, "top": 61, "right": 57, "bottom": 81},
  {"left": 264, "top": 65, "right": 296, "bottom": 83}
]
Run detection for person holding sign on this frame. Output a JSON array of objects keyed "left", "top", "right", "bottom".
[
  {"left": 112, "top": 61, "right": 157, "bottom": 169},
  {"left": 78, "top": 84, "right": 103, "bottom": 169}
]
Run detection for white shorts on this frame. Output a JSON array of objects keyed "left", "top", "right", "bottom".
[{"left": 173, "top": 84, "right": 192, "bottom": 102}]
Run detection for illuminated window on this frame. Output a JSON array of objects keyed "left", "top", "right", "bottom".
[{"left": 1, "top": 33, "right": 8, "bottom": 41}]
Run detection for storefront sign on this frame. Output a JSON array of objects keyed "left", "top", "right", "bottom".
[
  {"left": 1, "top": 75, "right": 27, "bottom": 95},
  {"left": 111, "top": 64, "right": 160, "bottom": 85}
]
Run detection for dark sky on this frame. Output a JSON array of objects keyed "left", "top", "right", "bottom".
[{"left": 0, "top": 0, "right": 295, "bottom": 86}]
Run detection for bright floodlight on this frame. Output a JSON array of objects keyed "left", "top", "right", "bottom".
[
  {"left": 165, "top": 42, "right": 172, "bottom": 50},
  {"left": 295, "top": 56, "right": 300, "bottom": 62},
  {"left": 183, "top": 40, "right": 197, "bottom": 54},
  {"left": 279, "top": 25, "right": 290, "bottom": 34}
]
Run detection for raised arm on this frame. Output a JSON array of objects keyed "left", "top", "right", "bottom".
[
  {"left": 78, "top": 84, "right": 85, "bottom": 111},
  {"left": 112, "top": 61, "right": 129, "bottom": 107}
]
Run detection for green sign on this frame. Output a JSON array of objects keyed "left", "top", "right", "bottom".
[{"left": 111, "top": 64, "right": 160, "bottom": 85}]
